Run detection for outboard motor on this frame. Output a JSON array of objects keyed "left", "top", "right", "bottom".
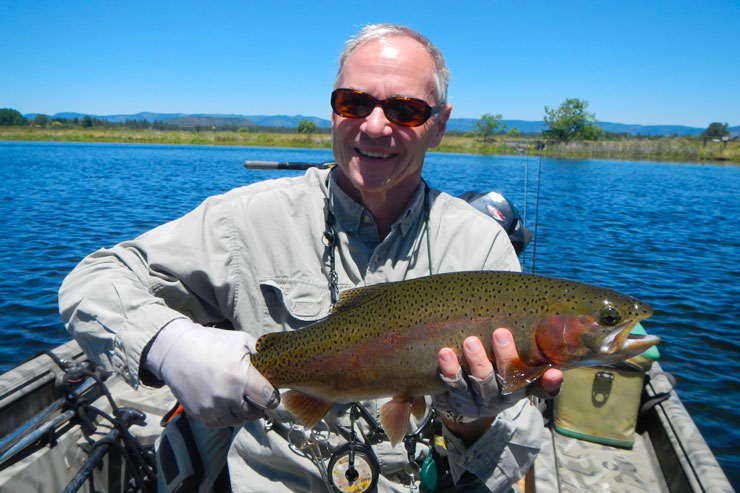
[{"left": 459, "top": 191, "right": 532, "bottom": 256}]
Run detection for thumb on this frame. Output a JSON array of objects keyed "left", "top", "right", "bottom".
[{"left": 243, "top": 353, "right": 280, "bottom": 410}]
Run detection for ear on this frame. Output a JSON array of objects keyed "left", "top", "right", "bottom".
[{"left": 428, "top": 104, "right": 452, "bottom": 148}]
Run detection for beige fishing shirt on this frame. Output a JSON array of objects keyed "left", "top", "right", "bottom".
[{"left": 59, "top": 167, "right": 543, "bottom": 492}]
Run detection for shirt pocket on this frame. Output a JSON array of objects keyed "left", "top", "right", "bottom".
[{"left": 258, "top": 278, "right": 332, "bottom": 335}]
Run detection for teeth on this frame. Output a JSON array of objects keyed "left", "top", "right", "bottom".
[{"left": 358, "top": 149, "right": 393, "bottom": 159}]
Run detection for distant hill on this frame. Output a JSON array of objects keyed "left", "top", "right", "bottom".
[{"left": 23, "top": 111, "right": 738, "bottom": 137}]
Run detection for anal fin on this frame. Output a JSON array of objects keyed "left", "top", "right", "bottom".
[{"left": 282, "top": 390, "right": 334, "bottom": 428}]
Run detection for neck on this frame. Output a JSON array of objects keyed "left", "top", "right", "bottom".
[{"left": 335, "top": 172, "right": 419, "bottom": 239}]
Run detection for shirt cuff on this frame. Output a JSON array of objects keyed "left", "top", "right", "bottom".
[{"left": 443, "top": 413, "right": 516, "bottom": 484}]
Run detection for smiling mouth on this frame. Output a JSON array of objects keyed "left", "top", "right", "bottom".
[{"left": 356, "top": 148, "right": 395, "bottom": 159}]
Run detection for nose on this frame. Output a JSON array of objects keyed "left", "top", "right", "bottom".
[{"left": 360, "top": 105, "right": 393, "bottom": 137}]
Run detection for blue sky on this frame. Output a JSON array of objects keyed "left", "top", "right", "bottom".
[{"left": 2, "top": 0, "right": 738, "bottom": 128}]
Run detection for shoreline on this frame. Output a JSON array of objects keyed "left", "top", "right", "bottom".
[{"left": 1, "top": 127, "right": 738, "bottom": 164}]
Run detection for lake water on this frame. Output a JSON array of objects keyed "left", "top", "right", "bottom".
[{"left": 1, "top": 141, "right": 738, "bottom": 486}]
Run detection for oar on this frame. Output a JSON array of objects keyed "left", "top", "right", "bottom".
[{"left": 244, "top": 160, "right": 336, "bottom": 170}]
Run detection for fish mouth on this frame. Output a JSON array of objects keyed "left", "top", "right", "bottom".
[{"left": 600, "top": 321, "right": 661, "bottom": 356}]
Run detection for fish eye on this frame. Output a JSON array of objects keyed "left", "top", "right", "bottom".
[{"left": 599, "top": 306, "right": 622, "bottom": 326}]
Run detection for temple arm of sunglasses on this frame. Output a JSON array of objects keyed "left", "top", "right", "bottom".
[{"left": 244, "top": 160, "right": 337, "bottom": 170}]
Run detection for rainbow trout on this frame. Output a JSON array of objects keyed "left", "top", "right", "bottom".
[{"left": 251, "top": 271, "right": 657, "bottom": 444}]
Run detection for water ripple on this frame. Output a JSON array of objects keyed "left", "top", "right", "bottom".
[{"left": 1, "top": 143, "right": 738, "bottom": 487}]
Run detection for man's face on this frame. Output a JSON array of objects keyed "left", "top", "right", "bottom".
[{"left": 331, "top": 36, "right": 451, "bottom": 201}]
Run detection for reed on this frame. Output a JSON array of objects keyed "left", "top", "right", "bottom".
[
  {"left": 539, "top": 138, "right": 739, "bottom": 163},
  {"left": 434, "top": 136, "right": 739, "bottom": 163},
  {"left": 1, "top": 126, "right": 737, "bottom": 163}
]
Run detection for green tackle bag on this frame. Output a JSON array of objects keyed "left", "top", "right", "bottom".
[{"left": 552, "top": 324, "right": 660, "bottom": 448}]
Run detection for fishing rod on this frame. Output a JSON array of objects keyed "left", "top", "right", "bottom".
[
  {"left": 0, "top": 352, "right": 156, "bottom": 491},
  {"left": 0, "top": 355, "right": 104, "bottom": 466},
  {"left": 244, "top": 160, "right": 336, "bottom": 170}
]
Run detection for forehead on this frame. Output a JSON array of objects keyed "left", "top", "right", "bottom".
[{"left": 339, "top": 36, "right": 436, "bottom": 101}]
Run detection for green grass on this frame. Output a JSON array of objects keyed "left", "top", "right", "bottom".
[
  {"left": 1, "top": 126, "right": 737, "bottom": 163},
  {"left": 0, "top": 126, "right": 333, "bottom": 149}
]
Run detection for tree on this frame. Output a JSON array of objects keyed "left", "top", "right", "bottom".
[
  {"left": 0, "top": 108, "right": 28, "bottom": 126},
  {"left": 474, "top": 113, "right": 503, "bottom": 144},
  {"left": 702, "top": 122, "right": 729, "bottom": 139},
  {"left": 82, "top": 116, "right": 93, "bottom": 128},
  {"left": 33, "top": 114, "right": 48, "bottom": 126},
  {"left": 543, "top": 98, "right": 602, "bottom": 142},
  {"left": 297, "top": 119, "right": 318, "bottom": 135}
]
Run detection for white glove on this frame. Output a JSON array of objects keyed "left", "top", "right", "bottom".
[{"left": 145, "top": 319, "right": 279, "bottom": 428}]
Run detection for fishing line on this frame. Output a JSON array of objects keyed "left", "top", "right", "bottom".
[
  {"left": 531, "top": 150, "right": 543, "bottom": 274},
  {"left": 522, "top": 149, "right": 529, "bottom": 272},
  {"left": 424, "top": 182, "right": 433, "bottom": 276}
]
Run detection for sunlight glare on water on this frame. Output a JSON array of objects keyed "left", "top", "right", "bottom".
[{"left": 1, "top": 142, "right": 738, "bottom": 486}]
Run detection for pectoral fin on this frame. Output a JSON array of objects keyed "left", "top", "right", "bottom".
[
  {"left": 497, "top": 358, "right": 550, "bottom": 395},
  {"left": 380, "top": 395, "right": 413, "bottom": 446},
  {"left": 282, "top": 390, "right": 334, "bottom": 428}
]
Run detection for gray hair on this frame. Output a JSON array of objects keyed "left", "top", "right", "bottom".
[{"left": 335, "top": 24, "right": 450, "bottom": 105}]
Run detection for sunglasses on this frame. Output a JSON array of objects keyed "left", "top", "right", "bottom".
[{"left": 331, "top": 88, "right": 443, "bottom": 127}]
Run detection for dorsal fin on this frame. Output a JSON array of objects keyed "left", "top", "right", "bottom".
[
  {"left": 332, "top": 283, "right": 392, "bottom": 313},
  {"left": 255, "top": 331, "right": 292, "bottom": 352}
]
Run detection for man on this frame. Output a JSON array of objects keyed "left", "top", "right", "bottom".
[{"left": 59, "top": 24, "right": 561, "bottom": 492}]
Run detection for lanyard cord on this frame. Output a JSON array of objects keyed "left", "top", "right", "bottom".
[
  {"left": 323, "top": 181, "right": 433, "bottom": 306},
  {"left": 322, "top": 202, "right": 340, "bottom": 306}
]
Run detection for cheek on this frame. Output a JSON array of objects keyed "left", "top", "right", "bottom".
[
  {"left": 407, "top": 124, "right": 439, "bottom": 153},
  {"left": 394, "top": 127, "right": 426, "bottom": 156},
  {"left": 332, "top": 117, "right": 361, "bottom": 143}
]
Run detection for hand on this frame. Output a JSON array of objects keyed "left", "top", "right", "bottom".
[
  {"left": 145, "top": 319, "right": 280, "bottom": 428},
  {"left": 433, "top": 328, "right": 563, "bottom": 427}
]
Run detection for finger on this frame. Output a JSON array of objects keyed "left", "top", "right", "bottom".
[
  {"left": 438, "top": 347, "right": 460, "bottom": 380},
  {"left": 491, "top": 328, "right": 519, "bottom": 376},
  {"left": 463, "top": 336, "right": 493, "bottom": 380},
  {"left": 245, "top": 365, "right": 281, "bottom": 409},
  {"left": 539, "top": 368, "right": 563, "bottom": 395}
]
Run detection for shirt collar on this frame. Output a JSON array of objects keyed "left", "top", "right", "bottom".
[{"left": 327, "top": 171, "right": 426, "bottom": 238}]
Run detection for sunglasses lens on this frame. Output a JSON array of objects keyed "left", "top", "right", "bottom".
[
  {"left": 331, "top": 89, "right": 435, "bottom": 127},
  {"left": 385, "top": 98, "right": 430, "bottom": 127},
  {"left": 332, "top": 89, "right": 374, "bottom": 118}
]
